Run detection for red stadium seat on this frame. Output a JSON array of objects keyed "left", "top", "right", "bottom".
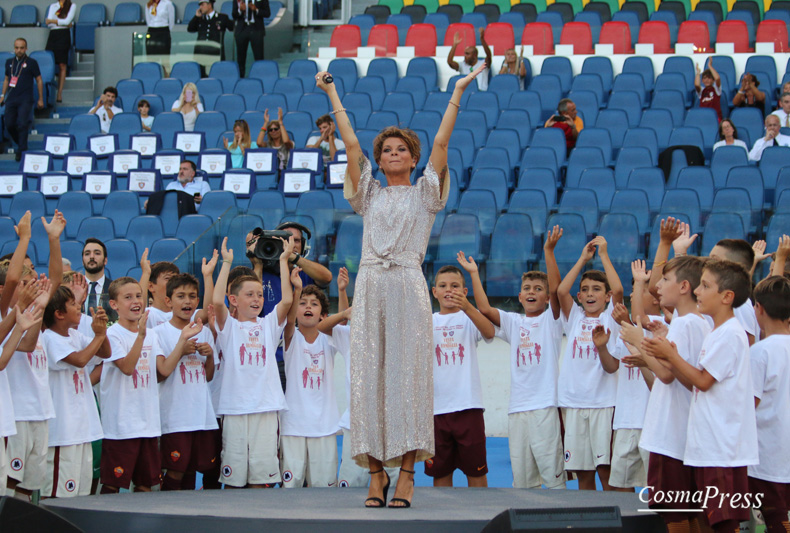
[
  {"left": 599, "top": 21, "right": 633, "bottom": 53},
  {"left": 368, "top": 24, "right": 400, "bottom": 56},
  {"left": 444, "top": 23, "right": 477, "bottom": 54},
  {"left": 638, "top": 21, "right": 673, "bottom": 53},
  {"left": 522, "top": 22, "right": 554, "bottom": 55},
  {"left": 677, "top": 20, "right": 710, "bottom": 52},
  {"left": 484, "top": 22, "right": 515, "bottom": 55},
  {"left": 560, "top": 21, "right": 593, "bottom": 54},
  {"left": 756, "top": 20, "right": 789, "bottom": 52},
  {"left": 405, "top": 23, "right": 438, "bottom": 56},
  {"left": 716, "top": 20, "right": 753, "bottom": 53},
  {"left": 330, "top": 25, "right": 361, "bottom": 57}
]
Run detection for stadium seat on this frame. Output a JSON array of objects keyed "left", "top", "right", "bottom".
[
  {"left": 108, "top": 113, "right": 143, "bottom": 150},
  {"left": 689, "top": 10, "right": 718, "bottom": 42},
  {"left": 726, "top": 167, "right": 765, "bottom": 213},
  {"left": 148, "top": 238, "right": 186, "bottom": 262},
  {"left": 570, "top": 74, "right": 604, "bottom": 109},
  {"left": 531, "top": 127, "right": 567, "bottom": 167},
  {"left": 510, "top": 3, "right": 538, "bottom": 23},
  {"left": 496, "top": 109, "right": 532, "bottom": 148},
  {"left": 198, "top": 190, "right": 237, "bottom": 220},
  {"left": 626, "top": 167, "right": 665, "bottom": 213},
  {"left": 560, "top": 21, "right": 593, "bottom": 53},
  {"left": 247, "top": 61, "right": 281, "bottom": 94},
  {"left": 756, "top": 20, "right": 789, "bottom": 51},
  {"left": 595, "top": 109, "right": 629, "bottom": 150},
  {"left": 662, "top": 189, "right": 702, "bottom": 231},
  {"left": 650, "top": 91, "right": 686, "bottom": 127},
  {"left": 489, "top": 75, "right": 523, "bottom": 108},
  {"left": 684, "top": 108, "right": 719, "bottom": 156},
  {"left": 499, "top": 12, "right": 528, "bottom": 41},
  {"left": 271, "top": 78, "right": 304, "bottom": 110},
  {"left": 364, "top": 6, "right": 390, "bottom": 25},
  {"left": 614, "top": 147, "right": 653, "bottom": 188},
  {"left": 131, "top": 63, "right": 163, "bottom": 94},
  {"left": 331, "top": 24, "right": 362, "bottom": 56},
  {"left": 75, "top": 4, "right": 107, "bottom": 52},
  {"left": 486, "top": 213, "right": 538, "bottom": 296},
  {"left": 638, "top": 20, "right": 673, "bottom": 52},
  {"left": 565, "top": 148, "right": 607, "bottom": 188},
  {"left": 509, "top": 189, "right": 549, "bottom": 238},
  {"left": 485, "top": 130, "right": 520, "bottom": 173},
  {"left": 575, "top": 11, "right": 602, "bottom": 42},
  {"left": 169, "top": 62, "right": 201, "bottom": 85},
  {"left": 674, "top": 167, "right": 714, "bottom": 213},
  {"left": 116, "top": 79, "right": 144, "bottom": 113},
  {"left": 76, "top": 216, "right": 115, "bottom": 244},
  {"left": 716, "top": 20, "right": 753, "bottom": 52},
  {"left": 101, "top": 191, "right": 140, "bottom": 235},
  {"left": 468, "top": 168, "right": 509, "bottom": 211},
  {"left": 153, "top": 79, "right": 184, "bottom": 113},
  {"left": 152, "top": 112, "right": 185, "bottom": 149},
  {"left": 578, "top": 168, "right": 615, "bottom": 210},
  {"left": 543, "top": 213, "right": 588, "bottom": 273},
  {"left": 115, "top": 3, "right": 142, "bottom": 25},
  {"left": 668, "top": 127, "right": 706, "bottom": 162},
  {"left": 394, "top": 76, "right": 428, "bottom": 110},
  {"left": 540, "top": 57, "right": 573, "bottom": 95},
  {"left": 711, "top": 188, "right": 755, "bottom": 234},
  {"left": 711, "top": 146, "right": 750, "bottom": 188},
  {"left": 457, "top": 190, "right": 497, "bottom": 245},
  {"left": 425, "top": 12, "right": 452, "bottom": 42},
  {"left": 328, "top": 215, "right": 363, "bottom": 297},
  {"left": 576, "top": 128, "right": 612, "bottom": 165},
  {"left": 521, "top": 22, "right": 554, "bottom": 54},
  {"left": 402, "top": 4, "right": 427, "bottom": 24},
  {"left": 528, "top": 75, "right": 562, "bottom": 120},
  {"left": 607, "top": 91, "right": 642, "bottom": 128},
  {"left": 759, "top": 147, "right": 790, "bottom": 191},
  {"left": 700, "top": 213, "right": 746, "bottom": 256},
  {"left": 597, "top": 213, "right": 641, "bottom": 269},
  {"left": 368, "top": 24, "right": 400, "bottom": 56},
  {"left": 366, "top": 58, "right": 399, "bottom": 92},
  {"left": 610, "top": 189, "right": 651, "bottom": 235},
  {"left": 622, "top": 128, "right": 659, "bottom": 165},
  {"left": 558, "top": 189, "right": 599, "bottom": 233},
  {"left": 405, "top": 24, "right": 438, "bottom": 56},
  {"left": 208, "top": 62, "right": 240, "bottom": 93}
]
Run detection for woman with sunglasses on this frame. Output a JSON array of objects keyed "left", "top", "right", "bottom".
[
  {"left": 224, "top": 119, "right": 257, "bottom": 168},
  {"left": 256, "top": 107, "right": 293, "bottom": 169}
]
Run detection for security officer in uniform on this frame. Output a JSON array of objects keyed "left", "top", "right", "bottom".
[
  {"left": 232, "top": 0, "right": 270, "bottom": 77},
  {"left": 187, "top": 0, "right": 234, "bottom": 65},
  {"left": 0, "top": 38, "right": 45, "bottom": 161}
]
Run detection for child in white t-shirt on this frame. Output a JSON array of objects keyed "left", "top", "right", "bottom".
[
  {"left": 139, "top": 259, "right": 180, "bottom": 329},
  {"left": 557, "top": 235, "right": 623, "bottom": 491},
  {"left": 424, "top": 263, "right": 494, "bottom": 489},
  {"left": 154, "top": 273, "right": 218, "bottom": 491},
  {"left": 466, "top": 226, "right": 567, "bottom": 489},
  {"left": 41, "top": 286, "right": 111, "bottom": 498},
  {"left": 100, "top": 278, "right": 162, "bottom": 493},
  {"left": 280, "top": 281, "right": 340, "bottom": 488},
  {"left": 651, "top": 259, "right": 758, "bottom": 531},
  {"left": 747, "top": 276, "right": 790, "bottom": 533},
  {"left": 212, "top": 236, "right": 296, "bottom": 488}
]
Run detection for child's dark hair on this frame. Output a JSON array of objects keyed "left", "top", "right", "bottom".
[
  {"left": 44, "top": 286, "right": 74, "bottom": 328},
  {"left": 229, "top": 275, "right": 262, "bottom": 296},
  {"left": 701, "top": 69, "right": 713, "bottom": 79},
  {"left": 663, "top": 256, "right": 706, "bottom": 302},
  {"left": 714, "top": 239, "right": 755, "bottom": 272},
  {"left": 703, "top": 259, "right": 751, "bottom": 308},
  {"left": 137, "top": 99, "right": 150, "bottom": 109},
  {"left": 521, "top": 271, "right": 549, "bottom": 291},
  {"left": 166, "top": 273, "right": 200, "bottom": 298},
  {"left": 301, "top": 284, "right": 329, "bottom": 316},
  {"left": 580, "top": 270, "right": 610, "bottom": 293},
  {"left": 753, "top": 276, "right": 790, "bottom": 321},
  {"left": 435, "top": 265, "right": 465, "bottom": 287},
  {"left": 150, "top": 261, "right": 180, "bottom": 283},
  {"left": 228, "top": 266, "right": 256, "bottom": 292},
  {"left": 108, "top": 276, "right": 141, "bottom": 301}
]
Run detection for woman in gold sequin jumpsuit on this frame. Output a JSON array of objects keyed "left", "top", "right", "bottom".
[{"left": 316, "top": 64, "right": 485, "bottom": 508}]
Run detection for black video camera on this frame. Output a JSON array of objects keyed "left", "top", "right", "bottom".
[{"left": 246, "top": 222, "right": 311, "bottom": 272}]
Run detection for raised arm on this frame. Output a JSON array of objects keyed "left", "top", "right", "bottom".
[
  {"left": 771, "top": 234, "right": 790, "bottom": 277},
  {"left": 558, "top": 240, "right": 596, "bottom": 319},
  {"left": 138, "top": 248, "right": 151, "bottom": 296},
  {"left": 212, "top": 237, "right": 233, "bottom": 331},
  {"left": 543, "top": 225, "right": 563, "bottom": 319},
  {"left": 315, "top": 74, "right": 362, "bottom": 193},
  {"left": 647, "top": 217, "right": 684, "bottom": 298},
  {"left": 43, "top": 210, "right": 66, "bottom": 297},
  {"left": 480, "top": 28, "right": 493, "bottom": 69},
  {"left": 256, "top": 109, "right": 270, "bottom": 146},
  {"left": 196, "top": 249, "right": 219, "bottom": 324},
  {"left": 283, "top": 267, "right": 303, "bottom": 349},
  {"left": 337, "top": 267, "right": 350, "bottom": 314},
  {"left": 594, "top": 236, "right": 624, "bottom": 305},
  {"left": 457, "top": 251, "right": 498, "bottom": 326},
  {"left": 275, "top": 236, "right": 297, "bottom": 324},
  {"left": 0, "top": 211, "right": 32, "bottom": 317},
  {"left": 430, "top": 61, "right": 486, "bottom": 190},
  {"left": 447, "top": 32, "right": 461, "bottom": 71},
  {"left": 629, "top": 259, "right": 651, "bottom": 326},
  {"left": 751, "top": 239, "right": 768, "bottom": 278}
]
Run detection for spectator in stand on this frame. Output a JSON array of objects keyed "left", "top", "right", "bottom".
[
  {"left": 447, "top": 29, "right": 492, "bottom": 91},
  {"left": 748, "top": 114, "right": 790, "bottom": 162},
  {"left": 713, "top": 119, "right": 748, "bottom": 152},
  {"left": 224, "top": 119, "right": 257, "bottom": 168},
  {"left": 498, "top": 47, "right": 527, "bottom": 90},
  {"left": 544, "top": 98, "right": 581, "bottom": 155},
  {"left": 89, "top": 86, "right": 122, "bottom": 134},
  {"left": 732, "top": 73, "right": 765, "bottom": 117},
  {"left": 771, "top": 92, "right": 790, "bottom": 128},
  {"left": 45, "top": 0, "right": 76, "bottom": 103},
  {"left": 306, "top": 114, "right": 344, "bottom": 164},
  {"left": 145, "top": 0, "right": 175, "bottom": 74},
  {"left": 166, "top": 161, "right": 211, "bottom": 203},
  {"left": 232, "top": 0, "right": 270, "bottom": 78},
  {"left": 0, "top": 39, "right": 45, "bottom": 161},
  {"left": 694, "top": 63, "right": 722, "bottom": 121},
  {"left": 171, "top": 83, "right": 203, "bottom": 132},
  {"left": 138, "top": 99, "right": 154, "bottom": 132},
  {"left": 257, "top": 107, "right": 293, "bottom": 169}
]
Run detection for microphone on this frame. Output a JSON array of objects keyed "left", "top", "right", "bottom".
[{"left": 322, "top": 74, "right": 333, "bottom": 84}]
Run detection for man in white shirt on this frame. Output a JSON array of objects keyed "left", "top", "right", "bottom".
[
  {"left": 447, "top": 28, "right": 492, "bottom": 91},
  {"left": 89, "top": 86, "right": 122, "bottom": 134},
  {"left": 82, "top": 238, "right": 116, "bottom": 321},
  {"left": 771, "top": 92, "right": 790, "bottom": 128},
  {"left": 165, "top": 161, "right": 211, "bottom": 204},
  {"left": 306, "top": 115, "right": 345, "bottom": 164},
  {"left": 748, "top": 114, "right": 790, "bottom": 162}
]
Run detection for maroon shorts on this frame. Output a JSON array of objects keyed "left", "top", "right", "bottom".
[
  {"left": 694, "top": 466, "right": 750, "bottom": 526},
  {"left": 749, "top": 476, "right": 790, "bottom": 515},
  {"left": 160, "top": 429, "right": 219, "bottom": 473},
  {"left": 647, "top": 452, "right": 696, "bottom": 523},
  {"left": 424, "top": 409, "right": 487, "bottom": 479},
  {"left": 100, "top": 437, "right": 161, "bottom": 489}
]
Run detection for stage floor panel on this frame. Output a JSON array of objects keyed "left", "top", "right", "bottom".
[{"left": 43, "top": 487, "right": 665, "bottom": 532}]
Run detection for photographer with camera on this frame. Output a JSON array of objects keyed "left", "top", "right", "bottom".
[
  {"left": 245, "top": 221, "right": 332, "bottom": 389},
  {"left": 544, "top": 98, "right": 582, "bottom": 155}
]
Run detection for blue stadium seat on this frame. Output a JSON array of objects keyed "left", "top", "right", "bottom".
[
  {"left": 558, "top": 188, "right": 599, "bottom": 233},
  {"left": 105, "top": 239, "right": 139, "bottom": 276},
  {"left": 152, "top": 112, "right": 185, "bottom": 149},
  {"left": 489, "top": 75, "right": 522, "bottom": 109},
  {"left": 341, "top": 93, "right": 373, "bottom": 132},
  {"left": 528, "top": 75, "right": 562, "bottom": 120},
  {"left": 382, "top": 93, "right": 415, "bottom": 125},
  {"left": 256, "top": 93, "right": 289, "bottom": 114},
  {"left": 131, "top": 62, "right": 163, "bottom": 94},
  {"left": 68, "top": 114, "right": 102, "bottom": 150},
  {"left": 622, "top": 128, "right": 659, "bottom": 165},
  {"left": 431, "top": 213, "right": 484, "bottom": 286},
  {"left": 366, "top": 110, "right": 399, "bottom": 131},
  {"left": 520, "top": 147, "right": 559, "bottom": 183},
  {"left": 622, "top": 56, "right": 654, "bottom": 92},
  {"left": 214, "top": 94, "right": 245, "bottom": 125},
  {"left": 536, "top": 11, "right": 565, "bottom": 44},
  {"left": 60, "top": 240, "right": 85, "bottom": 268},
  {"left": 639, "top": 109, "right": 674, "bottom": 150},
  {"left": 575, "top": 13, "right": 602, "bottom": 44},
  {"left": 456, "top": 111, "right": 486, "bottom": 149},
  {"left": 286, "top": 59, "right": 319, "bottom": 94},
  {"left": 650, "top": 90, "right": 686, "bottom": 127},
  {"left": 465, "top": 92, "right": 499, "bottom": 129},
  {"left": 516, "top": 167, "right": 557, "bottom": 206},
  {"left": 404, "top": 58, "right": 437, "bottom": 93},
  {"left": 295, "top": 190, "right": 336, "bottom": 245},
  {"left": 153, "top": 79, "right": 184, "bottom": 111},
  {"left": 234, "top": 78, "right": 265, "bottom": 110},
  {"left": 245, "top": 61, "right": 280, "bottom": 94},
  {"left": 9, "top": 6, "right": 39, "bottom": 26},
  {"left": 132, "top": 94, "right": 164, "bottom": 117},
  {"left": 394, "top": 76, "right": 428, "bottom": 110},
  {"left": 661, "top": 189, "right": 702, "bottom": 231},
  {"left": 663, "top": 55, "right": 695, "bottom": 93},
  {"left": 349, "top": 14, "right": 376, "bottom": 45},
  {"left": 531, "top": 127, "right": 568, "bottom": 168},
  {"left": 594, "top": 109, "right": 629, "bottom": 152},
  {"left": 543, "top": 213, "right": 587, "bottom": 282},
  {"left": 668, "top": 127, "right": 706, "bottom": 161},
  {"left": 485, "top": 129, "right": 521, "bottom": 174},
  {"left": 610, "top": 189, "right": 651, "bottom": 235},
  {"left": 597, "top": 212, "right": 641, "bottom": 264},
  {"left": 674, "top": 167, "right": 714, "bottom": 212},
  {"left": 468, "top": 167, "right": 509, "bottom": 211},
  {"left": 126, "top": 215, "right": 165, "bottom": 256},
  {"left": 612, "top": 73, "right": 647, "bottom": 108},
  {"left": 626, "top": 167, "right": 665, "bottom": 213},
  {"left": 508, "top": 189, "right": 548, "bottom": 239},
  {"left": 575, "top": 128, "right": 612, "bottom": 165},
  {"left": 169, "top": 62, "right": 201, "bottom": 85},
  {"left": 496, "top": 109, "right": 532, "bottom": 148},
  {"left": 57, "top": 192, "right": 94, "bottom": 238},
  {"left": 175, "top": 214, "right": 215, "bottom": 256},
  {"left": 726, "top": 167, "right": 764, "bottom": 213},
  {"left": 75, "top": 4, "right": 107, "bottom": 51},
  {"left": 328, "top": 215, "right": 363, "bottom": 297},
  {"left": 508, "top": 91, "right": 543, "bottom": 127},
  {"left": 744, "top": 56, "right": 777, "bottom": 94},
  {"left": 711, "top": 146, "right": 750, "bottom": 188},
  {"left": 195, "top": 112, "right": 229, "bottom": 149},
  {"left": 568, "top": 90, "right": 599, "bottom": 126},
  {"left": 238, "top": 111, "right": 265, "bottom": 139},
  {"left": 760, "top": 147, "right": 790, "bottom": 192},
  {"left": 581, "top": 55, "right": 614, "bottom": 96},
  {"left": 208, "top": 61, "right": 241, "bottom": 93},
  {"left": 446, "top": 76, "right": 479, "bottom": 104},
  {"left": 486, "top": 213, "right": 538, "bottom": 297},
  {"left": 328, "top": 58, "right": 359, "bottom": 93},
  {"left": 578, "top": 167, "right": 616, "bottom": 210},
  {"left": 108, "top": 113, "right": 143, "bottom": 150},
  {"left": 540, "top": 56, "right": 573, "bottom": 94},
  {"left": 607, "top": 91, "right": 642, "bottom": 128},
  {"left": 354, "top": 76, "right": 387, "bottom": 110},
  {"left": 117, "top": 79, "right": 144, "bottom": 113},
  {"left": 683, "top": 108, "right": 719, "bottom": 158},
  {"left": 765, "top": 213, "right": 790, "bottom": 256},
  {"left": 367, "top": 58, "right": 399, "bottom": 92},
  {"left": 448, "top": 129, "right": 476, "bottom": 170},
  {"left": 711, "top": 187, "right": 755, "bottom": 235},
  {"left": 195, "top": 78, "right": 223, "bottom": 111},
  {"left": 198, "top": 190, "right": 237, "bottom": 220},
  {"left": 570, "top": 74, "right": 604, "bottom": 110},
  {"left": 614, "top": 146, "right": 653, "bottom": 188},
  {"left": 457, "top": 189, "right": 498, "bottom": 250},
  {"left": 730, "top": 107, "right": 766, "bottom": 156},
  {"left": 102, "top": 191, "right": 141, "bottom": 235},
  {"left": 149, "top": 238, "right": 186, "bottom": 262},
  {"left": 565, "top": 148, "right": 607, "bottom": 189},
  {"left": 76, "top": 216, "right": 115, "bottom": 243},
  {"left": 247, "top": 190, "right": 286, "bottom": 230},
  {"left": 113, "top": 1, "right": 143, "bottom": 24},
  {"left": 461, "top": 12, "right": 487, "bottom": 36}
]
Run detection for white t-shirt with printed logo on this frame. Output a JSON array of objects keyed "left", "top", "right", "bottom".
[
  {"left": 41, "top": 329, "right": 104, "bottom": 447},
  {"left": 640, "top": 313, "right": 710, "bottom": 459},
  {"left": 216, "top": 312, "right": 286, "bottom": 415},
  {"left": 281, "top": 329, "right": 339, "bottom": 437},
  {"left": 703, "top": 301, "right": 759, "bottom": 339},
  {"left": 684, "top": 317, "right": 758, "bottom": 467},
  {"left": 558, "top": 304, "right": 619, "bottom": 408},
  {"left": 496, "top": 308, "right": 562, "bottom": 413},
  {"left": 102, "top": 324, "right": 161, "bottom": 440},
  {"left": 332, "top": 325, "right": 352, "bottom": 431},
  {"left": 748, "top": 334, "right": 790, "bottom": 482},
  {"left": 154, "top": 322, "right": 218, "bottom": 433},
  {"left": 432, "top": 311, "right": 491, "bottom": 415},
  {"left": 6, "top": 338, "right": 55, "bottom": 421},
  {"left": 147, "top": 307, "right": 173, "bottom": 330}
]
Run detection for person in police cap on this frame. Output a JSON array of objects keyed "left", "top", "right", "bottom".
[{"left": 187, "top": 0, "right": 234, "bottom": 62}]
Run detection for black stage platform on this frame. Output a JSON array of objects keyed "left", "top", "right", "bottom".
[{"left": 43, "top": 488, "right": 665, "bottom": 532}]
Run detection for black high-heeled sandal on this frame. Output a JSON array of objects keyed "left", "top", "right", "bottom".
[
  {"left": 364, "top": 469, "right": 390, "bottom": 508},
  {"left": 388, "top": 468, "right": 415, "bottom": 508}
]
